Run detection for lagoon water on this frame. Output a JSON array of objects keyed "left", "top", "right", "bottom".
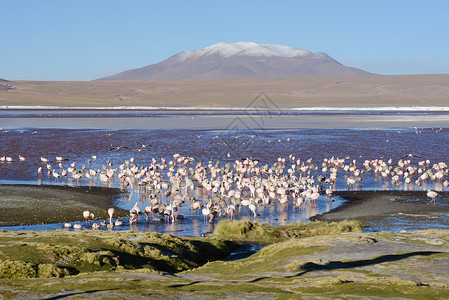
[{"left": 1, "top": 109, "right": 449, "bottom": 235}]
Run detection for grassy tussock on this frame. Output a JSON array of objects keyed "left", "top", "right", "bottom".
[{"left": 213, "top": 219, "right": 363, "bottom": 242}]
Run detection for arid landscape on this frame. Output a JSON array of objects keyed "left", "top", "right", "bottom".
[{"left": 1, "top": 74, "right": 449, "bottom": 108}]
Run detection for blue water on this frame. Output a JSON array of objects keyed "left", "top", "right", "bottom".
[{"left": 1, "top": 110, "right": 448, "bottom": 235}]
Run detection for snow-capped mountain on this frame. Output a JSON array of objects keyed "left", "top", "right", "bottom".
[{"left": 97, "top": 42, "right": 371, "bottom": 80}]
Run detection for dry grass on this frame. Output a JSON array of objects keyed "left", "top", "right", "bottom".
[{"left": 1, "top": 74, "right": 449, "bottom": 108}]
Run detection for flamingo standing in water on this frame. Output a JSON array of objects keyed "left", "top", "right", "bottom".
[
  {"left": 202, "top": 206, "right": 211, "bottom": 222},
  {"left": 192, "top": 201, "right": 203, "bottom": 215},
  {"left": 248, "top": 201, "right": 257, "bottom": 219},
  {"left": 347, "top": 178, "right": 356, "bottom": 190},
  {"left": 443, "top": 180, "right": 449, "bottom": 193},
  {"left": 226, "top": 204, "right": 236, "bottom": 219},
  {"left": 83, "top": 210, "right": 93, "bottom": 224},
  {"left": 108, "top": 208, "right": 115, "bottom": 225},
  {"left": 144, "top": 206, "right": 152, "bottom": 222},
  {"left": 130, "top": 202, "right": 141, "bottom": 223},
  {"left": 426, "top": 189, "right": 438, "bottom": 206}
]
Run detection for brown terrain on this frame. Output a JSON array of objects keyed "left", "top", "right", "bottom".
[{"left": 0, "top": 74, "right": 449, "bottom": 108}]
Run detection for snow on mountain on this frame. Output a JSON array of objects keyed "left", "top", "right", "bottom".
[
  {"left": 97, "top": 42, "right": 372, "bottom": 80},
  {"left": 173, "top": 42, "right": 259, "bottom": 63},
  {"left": 175, "top": 42, "right": 314, "bottom": 62},
  {"left": 237, "top": 44, "right": 313, "bottom": 58}
]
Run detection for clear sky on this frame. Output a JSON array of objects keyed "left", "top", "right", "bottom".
[{"left": 1, "top": 0, "right": 449, "bottom": 81}]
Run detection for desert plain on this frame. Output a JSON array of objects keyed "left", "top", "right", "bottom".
[{"left": 1, "top": 74, "right": 449, "bottom": 108}]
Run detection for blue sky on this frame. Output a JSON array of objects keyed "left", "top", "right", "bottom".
[{"left": 1, "top": 0, "right": 449, "bottom": 81}]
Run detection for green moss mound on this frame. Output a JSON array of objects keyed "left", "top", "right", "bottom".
[
  {"left": 0, "top": 230, "right": 232, "bottom": 278},
  {"left": 213, "top": 219, "right": 363, "bottom": 242}
]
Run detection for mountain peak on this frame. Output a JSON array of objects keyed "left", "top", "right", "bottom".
[
  {"left": 173, "top": 42, "right": 259, "bottom": 62},
  {"left": 176, "top": 42, "right": 315, "bottom": 62},
  {"left": 97, "top": 42, "right": 371, "bottom": 80}
]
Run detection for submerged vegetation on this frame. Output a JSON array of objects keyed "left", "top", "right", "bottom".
[{"left": 0, "top": 221, "right": 448, "bottom": 299}]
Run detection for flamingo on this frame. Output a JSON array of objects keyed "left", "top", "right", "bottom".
[
  {"left": 192, "top": 201, "right": 203, "bottom": 214},
  {"left": 110, "top": 145, "right": 129, "bottom": 151},
  {"left": 136, "top": 141, "right": 151, "bottom": 148},
  {"left": 426, "top": 189, "right": 438, "bottom": 206},
  {"left": 83, "top": 210, "right": 93, "bottom": 224},
  {"left": 443, "top": 180, "right": 449, "bottom": 193},
  {"left": 108, "top": 208, "right": 115, "bottom": 225},
  {"left": 130, "top": 202, "right": 141, "bottom": 222},
  {"left": 347, "top": 177, "right": 356, "bottom": 190},
  {"left": 150, "top": 195, "right": 159, "bottom": 205},
  {"left": 144, "top": 206, "right": 152, "bottom": 222},
  {"left": 310, "top": 190, "right": 320, "bottom": 202},
  {"left": 202, "top": 207, "right": 211, "bottom": 222},
  {"left": 248, "top": 201, "right": 257, "bottom": 219},
  {"left": 226, "top": 204, "right": 236, "bottom": 219},
  {"left": 163, "top": 204, "right": 175, "bottom": 222}
]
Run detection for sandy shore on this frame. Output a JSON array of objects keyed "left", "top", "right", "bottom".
[{"left": 0, "top": 184, "right": 128, "bottom": 226}]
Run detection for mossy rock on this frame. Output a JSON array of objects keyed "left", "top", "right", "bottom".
[
  {"left": 37, "top": 264, "right": 74, "bottom": 278},
  {"left": 213, "top": 219, "right": 363, "bottom": 242},
  {"left": 0, "top": 230, "right": 233, "bottom": 278}
]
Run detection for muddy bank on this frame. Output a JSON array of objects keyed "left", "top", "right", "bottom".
[
  {"left": 312, "top": 190, "right": 449, "bottom": 230},
  {"left": 0, "top": 184, "right": 128, "bottom": 226}
]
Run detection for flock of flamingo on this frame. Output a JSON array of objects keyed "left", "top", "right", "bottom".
[{"left": 1, "top": 149, "right": 448, "bottom": 230}]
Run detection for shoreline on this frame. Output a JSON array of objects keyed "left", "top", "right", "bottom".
[
  {"left": 0, "top": 184, "right": 128, "bottom": 226},
  {"left": 312, "top": 190, "right": 449, "bottom": 229},
  {"left": 2, "top": 105, "right": 449, "bottom": 111},
  {"left": 2, "top": 184, "right": 449, "bottom": 231}
]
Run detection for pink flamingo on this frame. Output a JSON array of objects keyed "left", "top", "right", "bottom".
[
  {"left": 426, "top": 189, "right": 438, "bottom": 206},
  {"left": 347, "top": 178, "right": 356, "bottom": 190},
  {"left": 192, "top": 201, "right": 202, "bottom": 215},
  {"left": 226, "top": 205, "right": 235, "bottom": 219},
  {"left": 202, "top": 207, "right": 210, "bottom": 222},
  {"left": 144, "top": 206, "right": 151, "bottom": 222},
  {"left": 83, "top": 210, "right": 93, "bottom": 224}
]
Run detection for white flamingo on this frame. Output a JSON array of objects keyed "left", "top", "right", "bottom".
[{"left": 108, "top": 208, "right": 115, "bottom": 225}]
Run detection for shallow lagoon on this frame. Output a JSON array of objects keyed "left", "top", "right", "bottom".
[{"left": 1, "top": 109, "right": 449, "bottom": 235}]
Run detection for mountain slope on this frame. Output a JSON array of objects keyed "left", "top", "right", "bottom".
[{"left": 97, "top": 42, "right": 371, "bottom": 80}]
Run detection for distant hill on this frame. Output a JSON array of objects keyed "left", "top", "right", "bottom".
[
  {"left": 0, "top": 78, "right": 13, "bottom": 91},
  {"left": 96, "top": 42, "right": 372, "bottom": 80}
]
